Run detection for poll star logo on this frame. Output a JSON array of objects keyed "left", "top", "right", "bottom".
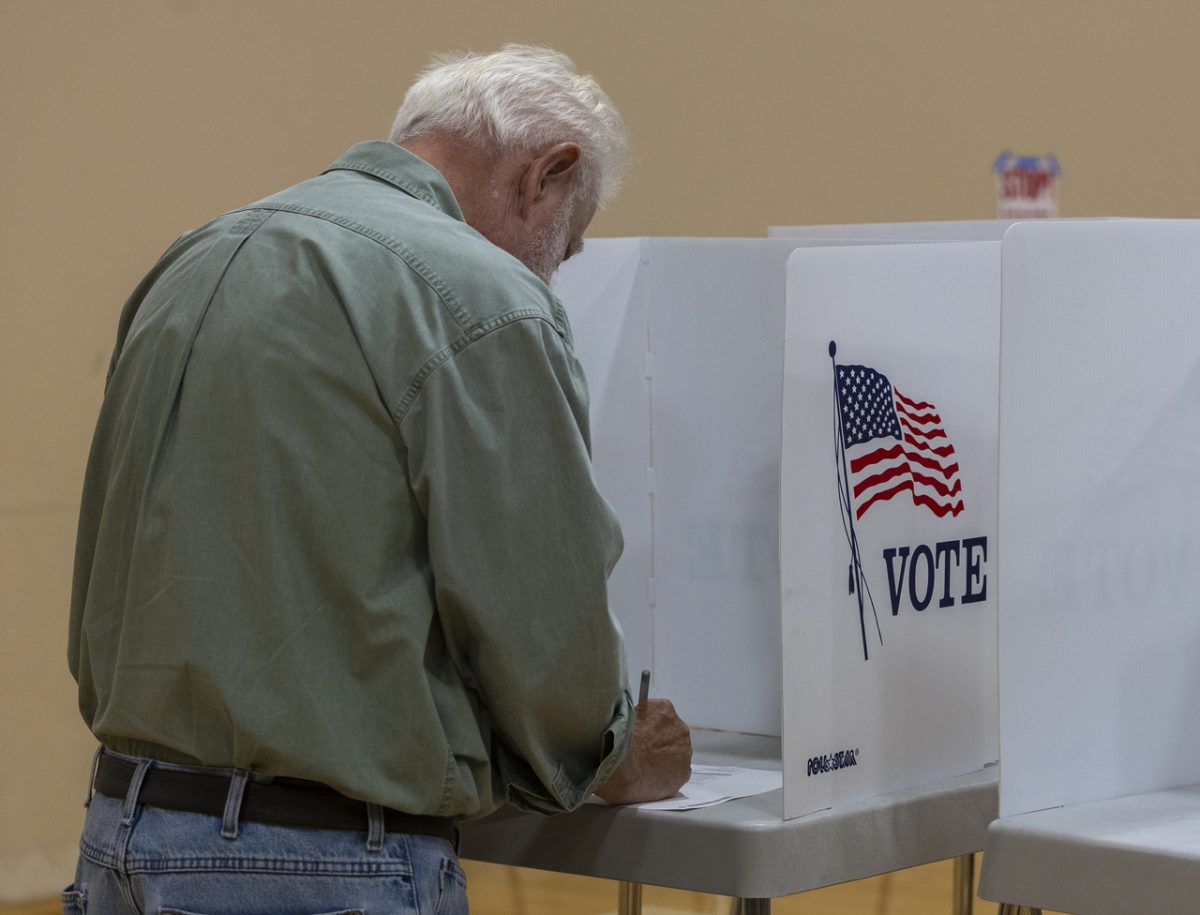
[{"left": 828, "top": 341, "right": 983, "bottom": 661}]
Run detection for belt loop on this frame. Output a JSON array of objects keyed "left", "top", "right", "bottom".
[
  {"left": 121, "top": 759, "right": 152, "bottom": 826},
  {"left": 221, "top": 769, "right": 250, "bottom": 840},
  {"left": 83, "top": 746, "right": 103, "bottom": 809},
  {"left": 366, "top": 803, "right": 385, "bottom": 853}
]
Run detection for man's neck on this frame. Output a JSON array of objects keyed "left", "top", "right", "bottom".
[{"left": 398, "top": 133, "right": 519, "bottom": 237}]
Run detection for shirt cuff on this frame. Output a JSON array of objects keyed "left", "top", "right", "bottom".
[{"left": 505, "top": 690, "right": 636, "bottom": 815}]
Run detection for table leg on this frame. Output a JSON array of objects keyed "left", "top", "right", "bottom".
[
  {"left": 728, "top": 899, "right": 771, "bottom": 914},
  {"left": 997, "top": 906, "right": 1043, "bottom": 915},
  {"left": 618, "top": 880, "right": 642, "bottom": 915},
  {"left": 952, "top": 852, "right": 975, "bottom": 915}
]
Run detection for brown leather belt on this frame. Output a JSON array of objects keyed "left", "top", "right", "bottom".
[{"left": 94, "top": 753, "right": 457, "bottom": 844}]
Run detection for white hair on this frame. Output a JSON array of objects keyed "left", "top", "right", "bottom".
[{"left": 389, "top": 45, "right": 629, "bottom": 208}]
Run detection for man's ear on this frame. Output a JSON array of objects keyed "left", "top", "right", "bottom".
[{"left": 517, "top": 142, "right": 582, "bottom": 218}]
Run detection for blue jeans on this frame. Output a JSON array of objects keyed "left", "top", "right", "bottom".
[{"left": 63, "top": 751, "right": 468, "bottom": 915}]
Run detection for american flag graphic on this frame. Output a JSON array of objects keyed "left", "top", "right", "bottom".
[{"left": 834, "top": 363, "right": 964, "bottom": 520}]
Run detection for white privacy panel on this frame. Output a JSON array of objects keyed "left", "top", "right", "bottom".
[
  {"left": 997, "top": 220, "right": 1200, "bottom": 817},
  {"left": 553, "top": 239, "right": 653, "bottom": 682},
  {"left": 557, "top": 238, "right": 809, "bottom": 734},
  {"left": 781, "top": 243, "right": 1001, "bottom": 819},
  {"left": 645, "top": 239, "right": 809, "bottom": 735}
]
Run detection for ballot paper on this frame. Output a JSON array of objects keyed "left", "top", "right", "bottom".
[{"left": 590, "top": 765, "right": 782, "bottom": 811}]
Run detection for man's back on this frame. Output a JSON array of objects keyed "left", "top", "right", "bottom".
[
  {"left": 70, "top": 141, "right": 632, "bottom": 818},
  {"left": 65, "top": 48, "right": 689, "bottom": 915}
]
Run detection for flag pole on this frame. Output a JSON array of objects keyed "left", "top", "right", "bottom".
[{"left": 830, "top": 341, "right": 871, "bottom": 660}]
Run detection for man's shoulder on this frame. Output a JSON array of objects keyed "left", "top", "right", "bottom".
[
  {"left": 422, "top": 224, "right": 562, "bottom": 332},
  {"left": 244, "top": 169, "right": 560, "bottom": 331}
]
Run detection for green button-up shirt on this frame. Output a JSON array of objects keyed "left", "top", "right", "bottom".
[{"left": 69, "top": 141, "right": 634, "bottom": 818}]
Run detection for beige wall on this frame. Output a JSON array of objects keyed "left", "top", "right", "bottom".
[{"left": 3, "top": 0, "right": 1199, "bottom": 899}]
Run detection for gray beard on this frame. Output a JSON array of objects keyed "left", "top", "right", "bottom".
[{"left": 516, "top": 204, "right": 573, "bottom": 285}]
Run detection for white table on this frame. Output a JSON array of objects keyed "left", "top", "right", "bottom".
[
  {"left": 979, "top": 785, "right": 1200, "bottom": 915},
  {"left": 460, "top": 730, "right": 998, "bottom": 913}
]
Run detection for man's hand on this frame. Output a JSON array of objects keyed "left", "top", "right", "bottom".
[{"left": 595, "top": 698, "right": 692, "bottom": 805}]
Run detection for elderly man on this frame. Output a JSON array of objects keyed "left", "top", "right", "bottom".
[{"left": 66, "top": 45, "right": 690, "bottom": 914}]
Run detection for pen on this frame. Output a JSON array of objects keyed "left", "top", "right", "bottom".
[{"left": 638, "top": 668, "right": 651, "bottom": 706}]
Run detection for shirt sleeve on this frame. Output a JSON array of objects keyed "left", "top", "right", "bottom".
[{"left": 399, "top": 314, "right": 634, "bottom": 814}]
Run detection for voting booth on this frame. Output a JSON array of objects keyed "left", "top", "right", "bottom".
[
  {"left": 977, "top": 220, "right": 1200, "bottom": 915},
  {"left": 466, "top": 218, "right": 1200, "bottom": 914},
  {"left": 552, "top": 230, "right": 1004, "bottom": 820},
  {"left": 459, "top": 229, "right": 1006, "bottom": 914}
]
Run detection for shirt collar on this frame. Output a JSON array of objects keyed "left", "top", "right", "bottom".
[{"left": 323, "top": 141, "right": 465, "bottom": 222}]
